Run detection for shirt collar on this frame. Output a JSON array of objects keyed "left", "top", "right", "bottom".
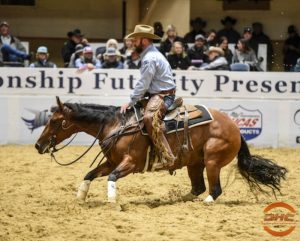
[{"left": 140, "top": 44, "right": 154, "bottom": 59}]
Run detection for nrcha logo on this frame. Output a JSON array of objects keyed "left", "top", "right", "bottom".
[
  {"left": 21, "top": 108, "right": 51, "bottom": 133},
  {"left": 220, "top": 105, "right": 262, "bottom": 141},
  {"left": 262, "top": 202, "right": 297, "bottom": 236}
]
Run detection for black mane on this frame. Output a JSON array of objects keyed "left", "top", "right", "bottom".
[{"left": 64, "top": 103, "right": 132, "bottom": 124}]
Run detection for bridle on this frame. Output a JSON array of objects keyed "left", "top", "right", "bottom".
[
  {"left": 48, "top": 118, "right": 104, "bottom": 166},
  {"left": 47, "top": 115, "right": 141, "bottom": 167},
  {"left": 48, "top": 119, "right": 77, "bottom": 153}
]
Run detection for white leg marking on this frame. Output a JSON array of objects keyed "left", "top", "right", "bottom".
[
  {"left": 203, "top": 195, "right": 214, "bottom": 203},
  {"left": 76, "top": 180, "right": 91, "bottom": 202},
  {"left": 107, "top": 181, "right": 117, "bottom": 203}
]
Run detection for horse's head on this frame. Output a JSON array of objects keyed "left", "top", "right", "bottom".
[{"left": 35, "top": 96, "right": 78, "bottom": 154}]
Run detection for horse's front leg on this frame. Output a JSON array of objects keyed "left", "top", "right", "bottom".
[
  {"left": 107, "top": 154, "right": 135, "bottom": 203},
  {"left": 77, "top": 161, "right": 114, "bottom": 202}
]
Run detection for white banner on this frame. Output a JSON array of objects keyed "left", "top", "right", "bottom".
[
  {"left": 0, "top": 95, "right": 296, "bottom": 148},
  {"left": 0, "top": 68, "right": 300, "bottom": 99},
  {"left": 0, "top": 68, "right": 299, "bottom": 147}
]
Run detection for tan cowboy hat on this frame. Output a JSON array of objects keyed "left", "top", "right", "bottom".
[
  {"left": 208, "top": 46, "right": 224, "bottom": 56},
  {"left": 125, "top": 24, "right": 161, "bottom": 40}
]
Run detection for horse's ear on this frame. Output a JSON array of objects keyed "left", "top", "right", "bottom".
[{"left": 56, "top": 96, "right": 64, "bottom": 112}]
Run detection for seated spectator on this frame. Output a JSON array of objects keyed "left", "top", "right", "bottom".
[
  {"left": 101, "top": 47, "right": 124, "bottom": 69},
  {"left": 61, "top": 29, "right": 88, "bottom": 67},
  {"left": 184, "top": 17, "right": 206, "bottom": 43},
  {"left": 159, "top": 25, "right": 187, "bottom": 56},
  {"left": 283, "top": 25, "right": 300, "bottom": 71},
  {"left": 96, "top": 38, "right": 119, "bottom": 61},
  {"left": 206, "top": 29, "right": 217, "bottom": 47},
  {"left": 75, "top": 46, "right": 101, "bottom": 70},
  {"left": 233, "top": 38, "right": 259, "bottom": 71},
  {"left": 243, "top": 27, "right": 252, "bottom": 42},
  {"left": 294, "top": 58, "right": 300, "bottom": 72},
  {"left": 217, "top": 16, "right": 241, "bottom": 44},
  {"left": 68, "top": 44, "right": 84, "bottom": 68},
  {"left": 217, "top": 36, "right": 233, "bottom": 65},
  {"left": 187, "top": 34, "right": 208, "bottom": 68},
  {"left": 0, "top": 21, "right": 30, "bottom": 66},
  {"left": 124, "top": 50, "right": 141, "bottom": 69},
  {"left": 191, "top": 47, "right": 228, "bottom": 70},
  {"left": 250, "top": 22, "right": 273, "bottom": 71},
  {"left": 167, "top": 41, "right": 190, "bottom": 70},
  {"left": 119, "top": 38, "right": 135, "bottom": 60},
  {"left": 29, "top": 46, "right": 56, "bottom": 68},
  {"left": 153, "top": 21, "right": 164, "bottom": 43}
]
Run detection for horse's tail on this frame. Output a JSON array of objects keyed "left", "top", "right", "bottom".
[{"left": 237, "top": 135, "right": 287, "bottom": 194}]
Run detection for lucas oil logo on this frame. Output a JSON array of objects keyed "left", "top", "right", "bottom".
[{"left": 221, "top": 105, "right": 262, "bottom": 141}]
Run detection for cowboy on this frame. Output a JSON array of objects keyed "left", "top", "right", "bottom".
[{"left": 120, "top": 24, "right": 177, "bottom": 167}]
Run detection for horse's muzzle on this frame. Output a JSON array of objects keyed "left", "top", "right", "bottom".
[{"left": 35, "top": 142, "right": 49, "bottom": 154}]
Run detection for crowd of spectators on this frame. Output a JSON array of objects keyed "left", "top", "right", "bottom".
[{"left": 1, "top": 16, "right": 300, "bottom": 72}]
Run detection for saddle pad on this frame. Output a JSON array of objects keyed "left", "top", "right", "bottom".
[
  {"left": 134, "top": 104, "right": 214, "bottom": 135},
  {"left": 165, "top": 105, "right": 213, "bottom": 134}
]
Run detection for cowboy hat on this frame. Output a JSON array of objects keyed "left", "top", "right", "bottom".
[
  {"left": 208, "top": 46, "right": 224, "bottom": 56},
  {"left": 125, "top": 24, "right": 161, "bottom": 40},
  {"left": 221, "top": 16, "right": 237, "bottom": 25}
]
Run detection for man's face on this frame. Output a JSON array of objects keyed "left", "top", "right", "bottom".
[
  {"left": 195, "top": 39, "right": 205, "bottom": 48},
  {"left": 71, "top": 35, "right": 82, "bottom": 44},
  {"left": 243, "top": 32, "right": 252, "bottom": 41},
  {"left": 0, "top": 25, "right": 9, "bottom": 36},
  {"left": 132, "top": 38, "right": 144, "bottom": 54},
  {"left": 84, "top": 53, "right": 93, "bottom": 60}
]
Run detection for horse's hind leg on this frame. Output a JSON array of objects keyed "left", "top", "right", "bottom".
[
  {"left": 204, "top": 160, "right": 222, "bottom": 203},
  {"left": 187, "top": 163, "right": 206, "bottom": 196},
  {"left": 77, "top": 161, "right": 113, "bottom": 202}
]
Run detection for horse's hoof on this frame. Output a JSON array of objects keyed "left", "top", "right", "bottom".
[
  {"left": 76, "top": 180, "right": 90, "bottom": 202},
  {"left": 203, "top": 195, "right": 214, "bottom": 204},
  {"left": 106, "top": 202, "right": 122, "bottom": 211},
  {"left": 107, "top": 197, "right": 117, "bottom": 203}
]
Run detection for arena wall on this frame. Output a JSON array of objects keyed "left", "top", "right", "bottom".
[{"left": 0, "top": 68, "right": 299, "bottom": 147}]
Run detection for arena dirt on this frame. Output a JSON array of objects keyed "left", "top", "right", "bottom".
[{"left": 0, "top": 145, "right": 299, "bottom": 241}]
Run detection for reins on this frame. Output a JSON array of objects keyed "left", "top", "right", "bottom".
[
  {"left": 50, "top": 118, "right": 140, "bottom": 167},
  {"left": 50, "top": 124, "right": 104, "bottom": 166}
]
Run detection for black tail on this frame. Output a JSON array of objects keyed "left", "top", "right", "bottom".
[{"left": 237, "top": 135, "right": 287, "bottom": 195}]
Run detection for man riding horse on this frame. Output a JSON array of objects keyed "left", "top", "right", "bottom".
[{"left": 120, "top": 24, "right": 177, "bottom": 167}]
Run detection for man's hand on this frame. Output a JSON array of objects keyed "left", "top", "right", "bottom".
[{"left": 120, "top": 103, "right": 130, "bottom": 114}]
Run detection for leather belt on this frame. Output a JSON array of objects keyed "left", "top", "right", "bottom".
[
  {"left": 159, "top": 88, "right": 176, "bottom": 95},
  {"left": 146, "top": 88, "right": 176, "bottom": 98}
]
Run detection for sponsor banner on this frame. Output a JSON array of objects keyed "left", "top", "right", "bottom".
[
  {"left": 0, "top": 95, "right": 289, "bottom": 147},
  {"left": 0, "top": 68, "right": 300, "bottom": 99},
  {"left": 220, "top": 105, "right": 263, "bottom": 141},
  {"left": 203, "top": 100, "right": 278, "bottom": 147}
]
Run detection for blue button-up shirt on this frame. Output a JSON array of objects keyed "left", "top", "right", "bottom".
[{"left": 129, "top": 44, "right": 176, "bottom": 105}]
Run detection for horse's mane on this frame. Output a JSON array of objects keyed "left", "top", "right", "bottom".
[{"left": 63, "top": 103, "right": 133, "bottom": 124}]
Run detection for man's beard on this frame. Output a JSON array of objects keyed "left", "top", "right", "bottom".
[{"left": 135, "top": 41, "right": 144, "bottom": 54}]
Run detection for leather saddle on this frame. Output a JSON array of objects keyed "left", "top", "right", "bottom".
[{"left": 134, "top": 97, "right": 213, "bottom": 134}]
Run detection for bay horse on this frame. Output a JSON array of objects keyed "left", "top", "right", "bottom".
[{"left": 35, "top": 97, "right": 287, "bottom": 204}]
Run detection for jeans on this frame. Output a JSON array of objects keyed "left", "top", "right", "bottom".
[
  {"left": 1, "top": 44, "right": 28, "bottom": 62},
  {"left": 163, "top": 94, "right": 175, "bottom": 109}
]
